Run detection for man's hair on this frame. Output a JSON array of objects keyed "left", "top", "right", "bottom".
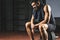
[
  {"left": 30, "top": 0, "right": 46, "bottom": 6},
  {"left": 30, "top": 0, "right": 38, "bottom": 4}
]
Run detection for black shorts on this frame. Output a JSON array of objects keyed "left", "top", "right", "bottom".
[
  {"left": 33, "top": 21, "right": 40, "bottom": 24},
  {"left": 47, "top": 24, "right": 56, "bottom": 32}
]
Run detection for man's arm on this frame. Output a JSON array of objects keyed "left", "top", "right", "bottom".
[
  {"left": 31, "top": 15, "right": 35, "bottom": 33},
  {"left": 35, "top": 5, "right": 49, "bottom": 26},
  {"left": 31, "top": 15, "right": 34, "bottom": 24},
  {"left": 39, "top": 5, "right": 49, "bottom": 24},
  {"left": 32, "top": 5, "right": 50, "bottom": 26}
]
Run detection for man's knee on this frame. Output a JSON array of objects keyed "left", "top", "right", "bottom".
[
  {"left": 25, "top": 22, "right": 31, "bottom": 28},
  {"left": 42, "top": 24, "right": 48, "bottom": 30},
  {"left": 39, "top": 24, "right": 48, "bottom": 30},
  {"left": 39, "top": 25, "right": 42, "bottom": 31}
]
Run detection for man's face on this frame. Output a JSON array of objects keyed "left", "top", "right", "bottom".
[{"left": 31, "top": 1, "right": 40, "bottom": 11}]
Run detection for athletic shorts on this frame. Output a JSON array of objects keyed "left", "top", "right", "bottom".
[
  {"left": 33, "top": 21, "right": 56, "bottom": 32},
  {"left": 47, "top": 24, "right": 56, "bottom": 32}
]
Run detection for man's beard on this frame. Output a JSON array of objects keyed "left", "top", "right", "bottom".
[
  {"left": 33, "top": 7, "right": 38, "bottom": 11},
  {"left": 33, "top": 6, "right": 39, "bottom": 11}
]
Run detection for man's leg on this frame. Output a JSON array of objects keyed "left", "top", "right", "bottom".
[
  {"left": 25, "top": 22, "right": 34, "bottom": 40},
  {"left": 43, "top": 24, "right": 56, "bottom": 40},
  {"left": 39, "top": 25, "right": 44, "bottom": 40},
  {"left": 42, "top": 24, "right": 48, "bottom": 40}
]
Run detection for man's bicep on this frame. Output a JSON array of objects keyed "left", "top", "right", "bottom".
[
  {"left": 43, "top": 5, "right": 49, "bottom": 21},
  {"left": 44, "top": 5, "right": 51, "bottom": 15},
  {"left": 47, "top": 5, "right": 52, "bottom": 23},
  {"left": 44, "top": 5, "right": 52, "bottom": 22},
  {"left": 47, "top": 5, "right": 51, "bottom": 13}
]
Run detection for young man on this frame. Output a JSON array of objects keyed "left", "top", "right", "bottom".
[{"left": 25, "top": 0, "right": 56, "bottom": 40}]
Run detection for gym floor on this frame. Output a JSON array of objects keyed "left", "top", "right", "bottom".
[{"left": 0, "top": 31, "right": 60, "bottom": 40}]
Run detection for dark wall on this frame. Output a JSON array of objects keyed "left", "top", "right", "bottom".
[
  {"left": 0, "top": 0, "right": 1, "bottom": 32},
  {"left": 0, "top": 0, "right": 60, "bottom": 33},
  {"left": 0, "top": 0, "right": 31, "bottom": 32},
  {"left": 55, "top": 17, "right": 60, "bottom": 33},
  {"left": 13, "top": 0, "right": 29, "bottom": 31},
  {"left": 0, "top": 0, "right": 13, "bottom": 32}
]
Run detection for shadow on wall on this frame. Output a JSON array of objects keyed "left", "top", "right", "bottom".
[{"left": 55, "top": 17, "right": 60, "bottom": 33}]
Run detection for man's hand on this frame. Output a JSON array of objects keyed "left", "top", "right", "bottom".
[
  {"left": 34, "top": 23, "right": 39, "bottom": 26},
  {"left": 34, "top": 22, "right": 42, "bottom": 26}
]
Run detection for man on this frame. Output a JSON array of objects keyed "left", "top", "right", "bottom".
[{"left": 25, "top": 0, "right": 56, "bottom": 40}]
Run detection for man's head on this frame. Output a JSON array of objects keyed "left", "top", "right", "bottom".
[
  {"left": 30, "top": 0, "right": 46, "bottom": 11},
  {"left": 30, "top": 0, "right": 40, "bottom": 11}
]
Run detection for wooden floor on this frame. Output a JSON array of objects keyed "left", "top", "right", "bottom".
[{"left": 0, "top": 31, "right": 60, "bottom": 40}]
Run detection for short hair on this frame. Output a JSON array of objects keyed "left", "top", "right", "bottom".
[
  {"left": 30, "top": 0, "right": 46, "bottom": 5},
  {"left": 30, "top": 0, "right": 39, "bottom": 4}
]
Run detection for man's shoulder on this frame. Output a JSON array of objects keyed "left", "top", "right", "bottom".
[
  {"left": 44, "top": 4, "right": 50, "bottom": 7},
  {"left": 43, "top": 4, "right": 51, "bottom": 12},
  {"left": 44, "top": 4, "right": 51, "bottom": 9}
]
